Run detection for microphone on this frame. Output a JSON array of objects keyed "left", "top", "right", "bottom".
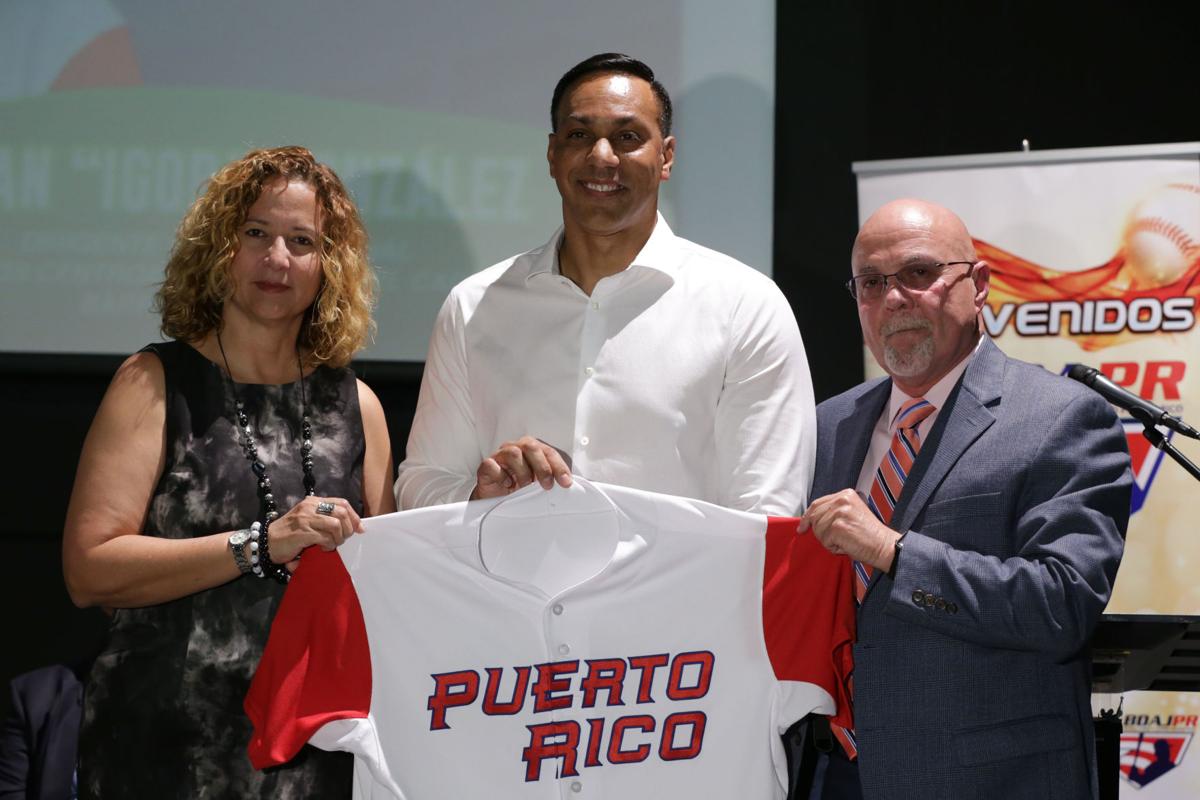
[{"left": 1067, "top": 364, "right": 1200, "bottom": 439}]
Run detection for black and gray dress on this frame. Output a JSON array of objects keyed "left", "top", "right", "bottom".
[{"left": 79, "top": 340, "right": 363, "bottom": 798}]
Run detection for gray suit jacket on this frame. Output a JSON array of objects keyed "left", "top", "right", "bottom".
[{"left": 814, "top": 339, "right": 1130, "bottom": 799}]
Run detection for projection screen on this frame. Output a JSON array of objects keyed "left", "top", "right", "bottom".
[{"left": 0, "top": 0, "right": 776, "bottom": 361}]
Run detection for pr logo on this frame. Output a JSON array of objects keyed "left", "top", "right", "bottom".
[{"left": 1120, "top": 731, "right": 1192, "bottom": 788}]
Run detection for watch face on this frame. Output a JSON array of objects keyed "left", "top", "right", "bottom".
[{"left": 230, "top": 530, "right": 249, "bottom": 547}]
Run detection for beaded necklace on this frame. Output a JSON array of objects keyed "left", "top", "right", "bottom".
[{"left": 216, "top": 331, "right": 316, "bottom": 584}]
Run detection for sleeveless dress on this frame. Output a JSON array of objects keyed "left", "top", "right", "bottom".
[{"left": 79, "top": 341, "right": 362, "bottom": 798}]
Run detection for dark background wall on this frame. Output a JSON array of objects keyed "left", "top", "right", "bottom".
[{"left": 3, "top": 1, "right": 1198, "bottom": 714}]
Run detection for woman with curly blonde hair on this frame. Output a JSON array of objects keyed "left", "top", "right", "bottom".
[{"left": 64, "top": 146, "right": 394, "bottom": 797}]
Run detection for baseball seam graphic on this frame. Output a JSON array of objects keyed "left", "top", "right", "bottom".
[
  {"left": 1127, "top": 217, "right": 1199, "bottom": 255},
  {"left": 1165, "top": 182, "right": 1200, "bottom": 196}
]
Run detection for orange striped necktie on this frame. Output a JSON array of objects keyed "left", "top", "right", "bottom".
[
  {"left": 857, "top": 396, "right": 936, "bottom": 599},
  {"left": 832, "top": 396, "right": 935, "bottom": 760}
]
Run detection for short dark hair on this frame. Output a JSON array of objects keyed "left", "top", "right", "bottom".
[{"left": 550, "top": 52, "right": 673, "bottom": 137}]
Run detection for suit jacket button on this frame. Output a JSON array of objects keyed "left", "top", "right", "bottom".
[
  {"left": 935, "top": 597, "right": 946, "bottom": 611},
  {"left": 948, "top": 602, "right": 958, "bottom": 614},
  {"left": 925, "top": 594, "right": 936, "bottom": 608},
  {"left": 912, "top": 590, "right": 925, "bottom": 606}
]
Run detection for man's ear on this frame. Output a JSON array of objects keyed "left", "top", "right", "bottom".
[
  {"left": 660, "top": 135, "right": 676, "bottom": 181},
  {"left": 972, "top": 260, "right": 991, "bottom": 309}
]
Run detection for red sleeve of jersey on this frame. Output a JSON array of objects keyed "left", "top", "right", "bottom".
[
  {"left": 762, "top": 516, "right": 856, "bottom": 731},
  {"left": 244, "top": 547, "right": 372, "bottom": 769}
]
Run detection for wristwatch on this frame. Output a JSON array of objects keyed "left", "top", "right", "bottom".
[{"left": 229, "top": 529, "right": 253, "bottom": 575}]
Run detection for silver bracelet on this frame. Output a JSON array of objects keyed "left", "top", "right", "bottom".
[{"left": 248, "top": 521, "right": 265, "bottom": 578}]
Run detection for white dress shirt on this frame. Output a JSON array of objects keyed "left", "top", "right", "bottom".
[
  {"left": 396, "top": 214, "right": 815, "bottom": 516},
  {"left": 854, "top": 335, "right": 986, "bottom": 499}
]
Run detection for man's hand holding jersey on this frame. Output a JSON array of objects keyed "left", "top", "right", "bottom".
[{"left": 471, "top": 435, "right": 574, "bottom": 500}]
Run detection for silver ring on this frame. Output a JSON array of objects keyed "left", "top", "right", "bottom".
[{"left": 316, "top": 501, "right": 336, "bottom": 516}]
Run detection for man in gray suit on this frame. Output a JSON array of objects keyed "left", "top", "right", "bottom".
[{"left": 801, "top": 198, "right": 1131, "bottom": 799}]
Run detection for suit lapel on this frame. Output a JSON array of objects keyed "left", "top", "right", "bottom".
[
  {"left": 889, "top": 338, "right": 1005, "bottom": 533},
  {"left": 823, "top": 379, "right": 891, "bottom": 496}
]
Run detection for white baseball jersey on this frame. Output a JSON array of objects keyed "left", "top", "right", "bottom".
[{"left": 246, "top": 479, "right": 854, "bottom": 799}]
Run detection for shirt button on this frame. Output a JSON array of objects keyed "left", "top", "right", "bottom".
[
  {"left": 558, "top": 643, "right": 571, "bottom": 655},
  {"left": 580, "top": 436, "right": 590, "bottom": 446},
  {"left": 591, "top": 301, "right": 600, "bottom": 310},
  {"left": 584, "top": 366, "right": 595, "bottom": 376},
  {"left": 570, "top": 780, "right": 583, "bottom": 793},
  {"left": 552, "top": 603, "right": 564, "bottom": 615}
]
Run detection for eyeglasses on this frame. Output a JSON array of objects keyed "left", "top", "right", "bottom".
[{"left": 846, "top": 261, "right": 975, "bottom": 301}]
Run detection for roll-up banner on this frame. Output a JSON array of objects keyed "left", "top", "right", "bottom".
[{"left": 855, "top": 143, "right": 1200, "bottom": 797}]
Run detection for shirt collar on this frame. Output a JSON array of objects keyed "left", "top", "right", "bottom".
[
  {"left": 886, "top": 334, "right": 986, "bottom": 428},
  {"left": 525, "top": 212, "right": 682, "bottom": 282},
  {"left": 465, "top": 478, "right": 649, "bottom": 594}
]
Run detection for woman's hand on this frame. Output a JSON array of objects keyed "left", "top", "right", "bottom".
[{"left": 266, "top": 496, "right": 363, "bottom": 565}]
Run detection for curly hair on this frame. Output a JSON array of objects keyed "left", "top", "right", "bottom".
[{"left": 155, "top": 145, "right": 376, "bottom": 367}]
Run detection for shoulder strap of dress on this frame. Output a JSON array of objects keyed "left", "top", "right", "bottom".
[
  {"left": 139, "top": 339, "right": 180, "bottom": 368},
  {"left": 135, "top": 340, "right": 189, "bottom": 425}
]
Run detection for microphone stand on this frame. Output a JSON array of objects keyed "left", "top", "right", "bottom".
[{"left": 1131, "top": 409, "right": 1200, "bottom": 482}]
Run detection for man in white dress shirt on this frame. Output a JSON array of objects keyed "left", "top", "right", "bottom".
[{"left": 395, "top": 52, "right": 815, "bottom": 516}]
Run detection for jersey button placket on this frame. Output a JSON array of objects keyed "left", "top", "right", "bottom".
[
  {"left": 545, "top": 595, "right": 576, "bottom": 795},
  {"left": 547, "top": 598, "right": 570, "bottom": 657}
]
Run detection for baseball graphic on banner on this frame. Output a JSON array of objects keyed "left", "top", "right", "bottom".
[{"left": 1123, "top": 183, "right": 1200, "bottom": 288}]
